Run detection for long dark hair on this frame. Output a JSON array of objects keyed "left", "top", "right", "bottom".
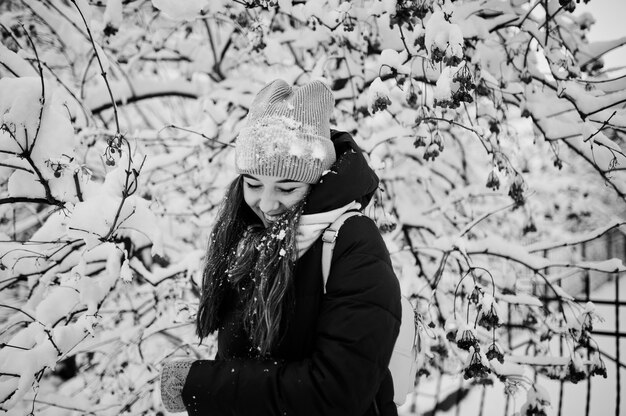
[{"left": 196, "top": 175, "right": 305, "bottom": 356}]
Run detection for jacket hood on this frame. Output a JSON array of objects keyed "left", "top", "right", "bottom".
[{"left": 304, "top": 130, "right": 379, "bottom": 214}]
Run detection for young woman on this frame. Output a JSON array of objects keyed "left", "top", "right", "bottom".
[{"left": 161, "top": 79, "right": 402, "bottom": 416}]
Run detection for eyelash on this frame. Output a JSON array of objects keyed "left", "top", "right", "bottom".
[{"left": 244, "top": 183, "right": 296, "bottom": 194}]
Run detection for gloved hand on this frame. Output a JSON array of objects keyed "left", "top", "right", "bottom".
[{"left": 160, "top": 359, "right": 194, "bottom": 413}]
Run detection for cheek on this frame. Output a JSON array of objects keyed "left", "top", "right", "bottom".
[
  {"left": 282, "top": 187, "right": 309, "bottom": 209},
  {"left": 242, "top": 187, "right": 258, "bottom": 210}
]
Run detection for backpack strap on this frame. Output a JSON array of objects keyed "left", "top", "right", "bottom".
[{"left": 321, "top": 210, "right": 362, "bottom": 294}]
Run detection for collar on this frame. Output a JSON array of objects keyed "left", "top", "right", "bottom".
[{"left": 295, "top": 201, "right": 361, "bottom": 258}]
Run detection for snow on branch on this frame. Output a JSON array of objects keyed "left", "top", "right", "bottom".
[
  {"left": 433, "top": 235, "right": 626, "bottom": 273},
  {"left": 1, "top": 0, "right": 625, "bottom": 413},
  {"left": 527, "top": 221, "right": 626, "bottom": 253},
  {"left": 576, "top": 37, "right": 626, "bottom": 68},
  {"left": 86, "top": 78, "right": 202, "bottom": 114},
  {"left": 0, "top": 43, "right": 37, "bottom": 77}
]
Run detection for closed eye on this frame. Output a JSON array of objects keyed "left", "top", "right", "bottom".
[{"left": 244, "top": 182, "right": 261, "bottom": 190}]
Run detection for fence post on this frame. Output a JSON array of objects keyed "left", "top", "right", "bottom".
[
  {"left": 545, "top": 247, "right": 564, "bottom": 416},
  {"left": 504, "top": 302, "right": 512, "bottom": 416},
  {"left": 582, "top": 241, "right": 592, "bottom": 416},
  {"left": 616, "top": 232, "right": 621, "bottom": 416},
  {"left": 478, "top": 385, "right": 486, "bottom": 416},
  {"left": 433, "top": 373, "right": 442, "bottom": 416}
]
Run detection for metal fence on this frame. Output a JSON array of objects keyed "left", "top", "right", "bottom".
[
  {"left": 405, "top": 227, "right": 626, "bottom": 416},
  {"left": 523, "top": 227, "right": 625, "bottom": 416}
]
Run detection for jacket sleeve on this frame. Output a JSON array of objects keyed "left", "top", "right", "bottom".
[{"left": 181, "top": 216, "right": 402, "bottom": 416}]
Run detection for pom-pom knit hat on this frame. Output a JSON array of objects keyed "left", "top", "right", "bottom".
[{"left": 235, "top": 79, "right": 336, "bottom": 184}]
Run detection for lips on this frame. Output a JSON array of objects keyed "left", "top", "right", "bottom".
[{"left": 264, "top": 213, "right": 282, "bottom": 222}]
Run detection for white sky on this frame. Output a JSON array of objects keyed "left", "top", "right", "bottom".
[{"left": 576, "top": 0, "right": 626, "bottom": 70}]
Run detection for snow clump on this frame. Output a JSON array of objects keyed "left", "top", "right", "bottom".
[
  {"left": 379, "top": 49, "right": 411, "bottom": 74},
  {"left": 424, "top": 10, "right": 464, "bottom": 65},
  {"left": 368, "top": 77, "right": 392, "bottom": 115}
]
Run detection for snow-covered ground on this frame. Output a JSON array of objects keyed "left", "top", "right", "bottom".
[{"left": 401, "top": 275, "right": 626, "bottom": 416}]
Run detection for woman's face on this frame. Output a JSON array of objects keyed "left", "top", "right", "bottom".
[{"left": 242, "top": 174, "right": 310, "bottom": 227}]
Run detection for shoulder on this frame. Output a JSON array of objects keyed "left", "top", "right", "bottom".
[
  {"left": 333, "top": 214, "right": 390, "bottom": 263},
  {"left": 328, "top": 215, "right": 400, "bottom": 313}
]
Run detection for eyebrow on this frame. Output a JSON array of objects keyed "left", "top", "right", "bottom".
[{"left": 242, "top": 174, "right": 300, "bottom": 184}]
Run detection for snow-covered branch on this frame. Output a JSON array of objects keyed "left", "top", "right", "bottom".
[{"left": 0, "top": 0, "right": 624, "bottom": 413}]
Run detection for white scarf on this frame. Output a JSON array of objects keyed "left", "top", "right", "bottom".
[{"left": 295, "top": 201, "right": 362, "bottom": 258}]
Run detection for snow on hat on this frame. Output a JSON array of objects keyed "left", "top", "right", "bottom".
[{"left": 235, "top": 79, "right": 336, "bottom": 184}]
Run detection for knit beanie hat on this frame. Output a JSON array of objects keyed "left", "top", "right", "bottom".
[{"left": 235, "top": 79, "right": 336, "bottom": 184}]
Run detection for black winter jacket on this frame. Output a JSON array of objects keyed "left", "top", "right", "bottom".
[{"left": 182, "top": 131, "right": 402, "bottom": 416}]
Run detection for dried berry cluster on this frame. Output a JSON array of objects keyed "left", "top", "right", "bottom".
[
  {"left": 413, "top": 129, "right": 444, "bottom": 161},
  {"left": 464, "top": 348, "right": 491, "bottom": 380},
  {"left": 477, "top": 305, "right": 501, "bottom": 331},
  {"left": 485, "top": 343, "right": 504, "bottom": 363},
  {"left": 105, "top": 133, "right": 124, "bottom": 166},
  {"left": 589, "top": 355, "right": 607, "bottom": 378},
  {"left": 537, "top": 352, "right": 607, "bottom": 383},
  {"left": 522, "top": 404, "right": 548, "bottom": 416},
  {"left": 249, "top": 28, "right": 267, "bottom": 53},
  {"left": 430, "top": 341, "right": 449, "bottom": 359},
  {"left": 430, "top": 44, "right": 462, "bottom": 67},
  {"left": 434, "top": 65, "right": 475, "bottom": 109},
  {"left": 406, "top": 87, "right": 421, "bottom": 108},
  {"left": 389, "top": 0, "right": 432, "bottom": 27},
  {"left": 371, "top": 96, "right": 392, "bottom": 114},
  {"left": 455, "top": 329, "right": 477, "bottom": 351},
  {"left": 244, "top": 0, "right": 278, "bottom": 8},
  {"left": 377, "top": 215, "right": 397, "bottom": 233},
  {"left": 45, "top": 158, "right": 68, "bottom": 178},
  {"left": 508, "top": 174, "right": 526, "bottom": 207},
  {"left": 486, "top": 170, "right": 500, "bottom": 190},
  {"left": 103, "top": 23, "right": 118, "bottom": 37},
  {"left": 558, "top": 0, "right": 590, "bottom": 13},
  {"left": 451, "top": 65, "right": 475, "bottom": 102},
  {"left": 564, "top": 360, "right": 586, "bottom": 383},
  {"left": 475, "top": 79, "right": 490, "bottom": 97},
  {"left": 522, "top": 216, "right": 537, "bottom": 235}
]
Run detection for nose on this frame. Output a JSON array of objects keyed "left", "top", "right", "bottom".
[{"left": 258, "top": 189, "right": 279, "bottom": 214}]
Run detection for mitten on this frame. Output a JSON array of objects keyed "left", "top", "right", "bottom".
[{"left": 160, "top": 359, "right": 194, "bottom": 413}]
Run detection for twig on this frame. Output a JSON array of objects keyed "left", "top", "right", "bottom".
[
  {"left": 458, "top": 202, "right": 516, "bottom": 238},
  {"left": 21, "top": 151, "right": 63, "bottom": 206},
  {"left": 29, "top": 399, "right": 97, "bottom": 415},
  {"left": 44, "top": 328, "right": 62, "bottom": 355},
  {"left": 79, "top": 52, "right": 96, "bottom": 100},
  {"left": 40, "top": 0, "right": 90, "bottom": 42},
  {"left": 203, "top": 20, "right": 223, "bottom": 80},
  {"left": 584, "top": 110, "right": 617, "bottom": 143},
  {"left": 161, "top": 125, "right": 234, "bottom": 147},
  {"left": 533, "top": 114, "right": 626, "bottom": 201},
  {"left": 0, "top": 343, "right": 29, "bottom": 351},
  {"left": 41, "top": 61, "right": 93, "bottom": 125},
  {"left": 421, "top": 116, "right": 490, "bottom": 153},
  {"left": 537, "top": 2, "right": 565, "bottom": 31},
  {"left": 398, "top": 24, "right": 412, "bottom": 58},
  {"left": 0, "top": 197, "right": 54, "bottom": 206},
  {"left": 70, "top": 0, "right": 121, "bottom": 134},
  {"left": 103, "top": 152, "right": 146, "bottom": 240},
  {"left": 517, "top": 0, "right": 542, "bottom": 28},
  {"left": 73, "top": 171, "right": 84, "bottom": 202},
  {"left": 19, "top": 23, "right": 45, "bottom": 151},
  {"left": 583, "top": 99, "right": 626, "bottom": 119},
  {"left": 0, "top": 304, "right": 37, "bottom": 321},
  {"left": 0, "top": 163, "right": 33, "bottom": 174}
]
